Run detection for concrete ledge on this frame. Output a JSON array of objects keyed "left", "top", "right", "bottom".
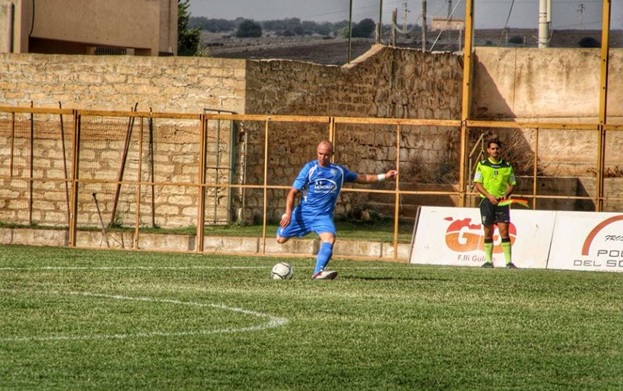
[{"left": 0, "top": 228, "right": 410, "bottom": 262}]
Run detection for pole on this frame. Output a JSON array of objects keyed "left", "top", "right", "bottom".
[
  {"left": 348, "top": 0, "right": 353, "bottom": 63},
  {"left": 391, "top": 9, "right": 397, "bottom": 45},
  {"left": 376, "top": 0, "right": 383, "bottom": 43},
  {"left": 402, "top": 2, "right": 409, "bottom": 34},
  {"left": 459, "top": 0, "right": 474, "bottom": 207},
  {"left": 596, "top": 0, "right": 611, "bottom": 211},
  {"left": 421, "top": 0, "right": 427, "bottom": 51},
  {"left": 538, "top": 0, "right": 549, "bottom": 48},
  {"left": 7, "top": 2, "right": 14, "bottom": 52},
  {"left": 59, "top": 102, "right": 70, "bottom": 225},
  {"left": 110, "top": 102, "right": 138, "bottom": 227}
]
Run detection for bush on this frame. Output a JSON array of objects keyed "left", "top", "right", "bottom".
[
  {"left": 579, "top": 37, "right": 600, "bottom": 48},
  {"left": 508, "top": 35, "right": 524, "bottom": 45},
  {"left": 236, "top": 20, "right": 262, "bottom": 38},
  {"left": 351, "top": 18, "right": 376, "bottom": 38}
]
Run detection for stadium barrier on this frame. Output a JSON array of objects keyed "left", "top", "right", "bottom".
[{"left": 410, "top": 206, "right": 623, "bottom": 272}]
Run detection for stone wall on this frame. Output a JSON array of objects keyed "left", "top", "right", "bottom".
[
  {"left": 0, "top": 113, "right": 233, "bottom": 228},
  {"left": 0, "top": 48, "right": 462, "bottom": 228},
  {"left": 0, "top": 46, "right": 621, "bottom": 232},
  {"left": 241, "top": 45, "right": 463, "bottom": 221},
  {"left": 473, "top": 47, "right": 623, "bottom": 179},
  {"left": 473, "top": 47, "right": 623, "bottom": 119},
  {"left": 0, "top": 54, "right": 247, "bottom": 112},
  {"left": 0, "top": 53, "right": 247, "bottom": 228}
]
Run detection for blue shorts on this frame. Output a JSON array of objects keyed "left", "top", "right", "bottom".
[{"left": 276, "top": 207, "right": 336, "bottom": 238}]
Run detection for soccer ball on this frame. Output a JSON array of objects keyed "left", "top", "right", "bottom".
[{"left": 271, "top": 262, "right": 293, "bottom": 280}]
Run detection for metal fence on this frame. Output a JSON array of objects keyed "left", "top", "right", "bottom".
[{"left": 0, "top": 105, "right": 622, "bottom": 258}]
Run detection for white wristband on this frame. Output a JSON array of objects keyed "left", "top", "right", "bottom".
[{"left": 377, "top": 173, "right": 386, "bottom": 182}]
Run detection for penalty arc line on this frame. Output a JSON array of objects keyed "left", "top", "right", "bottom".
[{"left": 0, "top": 290, "right": 288, "bottom": 342}]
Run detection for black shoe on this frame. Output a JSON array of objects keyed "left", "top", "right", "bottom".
[
  {"left": 481, "top": 262, "right": 493, "bottom": 268},
  {"left": 506, "top": 262, "right": 518, "bottom": 269}
]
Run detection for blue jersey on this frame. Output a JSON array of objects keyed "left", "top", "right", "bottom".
[{"left": 292, "top": 160, "right": 358, "bottom": 216}]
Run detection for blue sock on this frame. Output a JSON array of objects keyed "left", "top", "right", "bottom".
[{"left": 314, "top": 242, "right": 334, "bottom": 274}]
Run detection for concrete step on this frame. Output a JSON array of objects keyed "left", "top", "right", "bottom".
[{"left": 0, "top": 227, "right": 412, "bottom": 262}]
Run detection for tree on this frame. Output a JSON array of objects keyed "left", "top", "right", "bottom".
[
  {"left": 351, "top": 18, "right": 376, "bottom": 38},
  {"left": 579, "top": 37, "right": 600, "bottom": 48},
  {"left": 236, "top": 19, "right": 263, "bottom": 38},
  {"left": 189, "top": 17, "right": 235, "bottom": 33},
  {"left": 508, "top": 35, "right": 524, "bottom": 45},
  {"left": 178, "top": 0, "right": 200, "bottom": 56}
]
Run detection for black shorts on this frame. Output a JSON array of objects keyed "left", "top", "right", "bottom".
[{"left": 479, "top": 198, "right": 511, "bottom": 226}]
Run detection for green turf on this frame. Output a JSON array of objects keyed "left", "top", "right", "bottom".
[{"left": 0, "top": 245, "right": 621, "bottom": 390}]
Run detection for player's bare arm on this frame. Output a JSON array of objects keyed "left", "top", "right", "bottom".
[
  {"left": 280, "top": 188, "right": 300, "bottom": 228},
  {"left": 354, "top": 169, "right": 398, "bottom": 184}
]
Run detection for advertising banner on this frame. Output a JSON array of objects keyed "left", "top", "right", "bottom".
[
  {"left": 409, "top": 207, "right": 553, "bottom": 269},
  {"left": 548, "top": 211, "right": 623, "bottom": 272}
]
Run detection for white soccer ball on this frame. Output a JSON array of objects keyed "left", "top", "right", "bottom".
[{"left": 271, "top": 262, "right": 293, "bottom": 280}]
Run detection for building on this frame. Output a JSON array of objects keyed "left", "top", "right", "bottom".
[
  {"left": 430, "top": 17, "right": 465, "bottom": 31},
  {"left": 0, "top": 0, "right": 177, "bottom": 56}
]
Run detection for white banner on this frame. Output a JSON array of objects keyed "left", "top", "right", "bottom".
[
  {"left": 548, "top": 211, "right": 623, "bottom": 272},
  {"left": 409, "top": 207, "right": 553, "bottom": 269}
]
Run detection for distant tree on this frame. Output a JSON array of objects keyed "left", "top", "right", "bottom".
[
  {"left": 283, "top": 18, "right": 302, "bottom": 31},
  {"left": 508, "top": 35, "right": 524, "bottom": 45},
  {"left": 351, "top": 18, "right": 376, "bottom": 38},
  {"left": 301, "top": 21, "right": 318, "bottom": 35},
  {"left": 334, "top": 20, "right": 350, "bottom": 30},
  {"left": 178, "top": 0, "right": 200, "bottom": 56},
  {"left": 579, "top": 36, "right": 600, "bottom": 48},
  {"left": 189, "top": 16, "right": 343, "bottom": 38},
  {"left": 316, "top": 22, "right": 334, "bottom": 36},
  {"left": 236, "top": 19, "right": 263, "bottom": 38},
  {"left": 262, "top": 20, "right": 286, "bottom": 32},
  {"left": 189, "top": 17, "right": 235, "bottom": 33}
]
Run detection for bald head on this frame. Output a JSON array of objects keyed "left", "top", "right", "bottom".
[{"left": 316, "top": 140, "right": 333, "bottom": 167}]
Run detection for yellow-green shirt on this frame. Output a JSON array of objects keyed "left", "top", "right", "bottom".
[{"left": 473, "top": 157, "right": 516, "bottom": 198}]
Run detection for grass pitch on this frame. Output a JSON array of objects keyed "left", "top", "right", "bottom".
[{"left": 0, "top": 245, "right": 621, "bottom": 390}]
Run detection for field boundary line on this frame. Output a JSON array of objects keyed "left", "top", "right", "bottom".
[
  {"left": 0, "top": 290, "right": 288, "bottom": 342},
  {"left": 0, "top": 265, "right": 391, "bottom": 272}
]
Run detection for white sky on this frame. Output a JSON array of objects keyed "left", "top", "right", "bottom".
[{"left": 190, "top": 0, "right": 623, "bottom": 29}]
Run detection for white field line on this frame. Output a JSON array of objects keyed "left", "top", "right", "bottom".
[
  {"left": 0, "top": 290, "right": 288, "bottom": 342},
  {"left": 0, "top": 266, "right": 268, "bottom": 271},
  {"left": 0, "top": 265, "right": 389, "bottom": 271}
]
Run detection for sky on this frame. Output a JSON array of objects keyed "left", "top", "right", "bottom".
[{"left": 189, "top": 0, "right": 623, "bottom": 30}]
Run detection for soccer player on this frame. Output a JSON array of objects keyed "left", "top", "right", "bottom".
[
  {"left": 473, "top": 138, "right": 518, "bottom": 269},
  {"left": 276, "top": 140, "right": 398, "bottom": 280}
]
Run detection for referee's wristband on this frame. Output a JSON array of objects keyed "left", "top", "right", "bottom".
[{"left": 377, "top": 174, "right": 386, "bottom": 182}]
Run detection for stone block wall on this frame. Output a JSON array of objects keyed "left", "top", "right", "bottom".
[
  {"left": 473, "top": 47, "right": 623, "bottom": 179},
  {"left": 0, "top": 113, "right": 233, "bottom": 229},
  {"left": 0, "top": 54, "right": 247, "bottom": 113},
  {"left": 240, "top": 46, "right": 463, "bottom": 221},
  {"left": 0, "top": 53, "right": 246, "bottom": 229},
  {"left": 1, "top": 46, "right": 621, "bottom": 232}
]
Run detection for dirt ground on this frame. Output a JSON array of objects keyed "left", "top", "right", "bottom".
[
  {"left": 201, "top": 29, "right": 623, "bottom": 66},
  {"left": 201, "top": 35, "right": 380, "bottom": 65}
]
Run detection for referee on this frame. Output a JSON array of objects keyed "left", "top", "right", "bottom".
[{"left": 473, "top": 138, "right": 518, "bottom": 269}]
